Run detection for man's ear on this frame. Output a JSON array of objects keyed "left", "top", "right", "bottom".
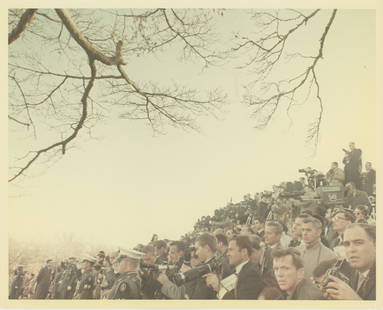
[{"left": 297, "top": 267, "right": 305, "bottom": 281}]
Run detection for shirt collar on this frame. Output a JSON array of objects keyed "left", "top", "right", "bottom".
[
  {"left": 359, "top": 269, "right": 370, "bottom": 279},
  {"left": 235, "top": 260, "right": 249, "bottom": 274}
]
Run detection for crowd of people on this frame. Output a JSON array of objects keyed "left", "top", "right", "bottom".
[{"left": 9, "top": 142, "right": 376, "bottom": 300}]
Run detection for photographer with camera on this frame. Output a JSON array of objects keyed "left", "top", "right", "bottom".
[
  {"left": 156, "top": 246, "right": 202, "bottom": 299},
  {"left": 153, "top": 241, "right": 187, "bottom": 298},
  {"left": 324, "top": 223, "right": 376, "bottom": 300},
  {"left": 156, "top": 233, "right": 219, "bottom": 299},
  {"left": 153, "top": 240, "right": 168, "bottom": 265},
  {"left": 205, "top": 235, "right": 265, "bottom": 299}
]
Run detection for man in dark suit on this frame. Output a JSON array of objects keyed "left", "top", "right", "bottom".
[
  {"left": 259, "top": 221, "right": 283, "bottom": 287},
  {"left": 184, "top": 233, "right": 217, "bottom": 299},
  {"left": 34, "top": 259, "right": 54, "bottom": 299},
  {"left": 362, "top": 162, "right": 376, "bottom": 196},
  {"left": 325, "top": 223, "right": 376, "bottom": 300},
  {"left": 344, "top": 182, "right": 371, "bottom": 211},
  {"left": 343, "top": 142, "right": 362, "bottom": 189},
  {"left": 328, "top": 210, "right": 355, "bottom": 249},
  {"left": 205, "top": 235, "right": 264, "bottom": 299}
]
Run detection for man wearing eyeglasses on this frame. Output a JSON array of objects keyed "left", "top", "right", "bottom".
[{"left": 328, "top": 210, "right": 355, "bottom": 250}]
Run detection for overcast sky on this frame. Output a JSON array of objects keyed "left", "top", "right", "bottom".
[{"left": 8, "top": 9, "right": 377, "bottom": 250}]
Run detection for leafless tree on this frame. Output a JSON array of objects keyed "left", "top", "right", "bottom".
[
  {"left": 8, "top": 8, "right": 227, "bottom": 182},
  {"left": 230, "top": 9, "right": 337, "bottom": 148}
]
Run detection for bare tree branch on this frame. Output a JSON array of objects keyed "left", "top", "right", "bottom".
[
  {"left": 8, "top": 115, "right": 30, "bottom": 127},
  {"left": 239, "top": 9, "right": 337, "bottom": 146},
  {"left": 8, "top": 9, "right": 227, "bottom": 182},
  {"left": 8, "top": 9, "right": 37, "bottom": 44},
  {"left": 55, "top": 9, "right": 125, "bottom": 66},
  {"left": 8, "top": 57, "right": 97, "bottom": 182}
]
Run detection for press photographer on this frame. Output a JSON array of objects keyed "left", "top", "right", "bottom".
[
  {"left": 324, "top": 223, "right": 376, "bottom": 300},
  {"left": 205, "top": 235, "right": 265, "bottom": 299},
  {"left": 157, "top": 233, "right": 219, "bottom": 299}
]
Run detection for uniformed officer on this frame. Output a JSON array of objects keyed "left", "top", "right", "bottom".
[
  {"left": 9, "top": 266, "right": 25, "bottom": 299},
  {"left": 56, "top": 257, "right": 79, "bottom": 299},
  {"left": 107, "top": 249, "right": 144, "bottom": 299},
  {"left": 74, "top": 255, "right": 97, "bottom": 299}
]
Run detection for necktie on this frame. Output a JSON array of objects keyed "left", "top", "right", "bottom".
[
  {"left": 234, "top": 272, "right": 239, "bottom": 299},
  {"left": 357, "top": 273, "right": 367, "bottom": 293}
]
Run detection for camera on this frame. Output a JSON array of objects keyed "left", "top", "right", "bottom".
[
  {"left": 140, "top": 262, "right": 179, "bottom": 273},
  {"left": 182, "top": 247, "right": 196, "bottom": 267},
  {"left": 321, "top": 259, "right": 351, "bottom": 288},
  {"left": 298, "top": 167, "right": 317, "bottom": 175},
  {"left": 172, "top": 257, "right": 223, "bottom": 286}
]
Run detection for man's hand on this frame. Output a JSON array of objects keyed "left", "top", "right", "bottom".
[
  {"left": 203, "top": 273, "right": 220, "bottom": 292},
  {"left": 325, "top": 275, "right": 362, "bottom": 300},
  {"left": 156, "top": 272, "right": 169, "bottom": 285}
]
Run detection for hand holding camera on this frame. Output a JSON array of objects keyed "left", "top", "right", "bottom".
[{"left": 324, "top": 275, "right": 361, "bottom": 300}]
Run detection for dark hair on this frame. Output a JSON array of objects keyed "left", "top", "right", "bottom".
[
  {"left": 334, "top": 209, "right": 355, "bottom": 223},
  {"left": 230, "top": 235, "right": 253, "bottom": 256},
  {"left": 196, "top": 233, "right": 218, "bottom": 253},
  {"left": 272, "top": 248, "right": 303, "bottom": 269},
  {"left": 215, "top": 233, "right": 228, "bottom": 247},
  {"left": 354, "top": 205, "right": 369, "bottom": 217},
  {"left": 248, "top": 235, "right": 261, "bottom": 251},
  {"left": 302, "top": 216, "right": 323, "bottom": 229},
  {"left": 253, "top": 217, "right": 265, "bottom": 224},
  {"left": 169, "top": 241, "right": 186, "bottom": 253},
  {"left": 153, "top": 240, "right": 167, "bottom": 249},
  {"left": 295, "top": 213, "right": 311, "bottom": 221},
  {"left": 265, "top": 221, "right": 283, "bottom": 234},
  {"left": 312, "top": 259, "right": 337, "bottom": 278},
  {"left": 141, "top": 245, "right": 155, "bottom": 255},
  {"left": 345, "top": 223, "right": 376, "bottom": 243},
  {"left": 46, "top": 259, "right": 52, "bottom": 264}
]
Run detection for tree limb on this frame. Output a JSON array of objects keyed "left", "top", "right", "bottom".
[
  {"left": 55, "top": 9, "right": 125, "bottom": 66},
  {"left": 8, "top": 57, "right": 97, "bottom": 183},
  {"left": 8, "top": 9, "right": 38, "bottom": 44}
]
